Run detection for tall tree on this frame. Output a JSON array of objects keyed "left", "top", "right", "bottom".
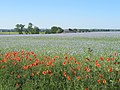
[
  {"left": 28, "top": 23, "right": 34, "bottom": 34},
  {"left": 15, "top": 24, "right": 24, "bottom": 34},
  {"left": 33, "top": 26, "right": 40, "bottom": 34}
]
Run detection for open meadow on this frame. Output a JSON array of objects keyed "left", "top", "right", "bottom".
[{"left": 0, "top": 32, "right": 120, "bottom": 90}]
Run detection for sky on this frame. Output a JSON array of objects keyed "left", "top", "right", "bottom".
[{"left": 0, "top": 0, "right": 120, "bottom": 29}]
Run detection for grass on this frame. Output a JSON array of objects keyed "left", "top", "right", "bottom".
[
  {"left": 0, "top": 32, "right": 45, "bottom": 35},
  {"left": 0, "top": 34, "right": 120, "bottom": 90},
  {"left": 0, "top": 32, "right": 18, "bottom": 35}
]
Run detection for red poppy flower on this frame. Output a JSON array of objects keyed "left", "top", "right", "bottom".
[
  {"left": 103, "top": 79, "right": 106, "bottom": 84},
  {"left": 63, "top": 61, "right": 66, "bottom": 66},
  {"left": 42, "top": 71, "right": 47, "bottom": 75},
  {"left": 64, "top": 72, "right": 67, "bottom": 77},
  {"left": 67, "top": 76, "right": 71, "bottom": 80}
]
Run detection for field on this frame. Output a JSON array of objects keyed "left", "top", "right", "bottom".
[
  {"left": 0, "top": 32, "right": 18, "bottom": 35},
  {"left": 0, "top": 32, "right": 120, "bottom": 90}
]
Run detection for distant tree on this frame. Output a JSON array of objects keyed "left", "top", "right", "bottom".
[
  {"left": 68, "top": 28, "right": 73, "bottom": 31},
  {"left": 24, "top": 28, "right": 29, "bottom": 34},
  {"left": 68, "top": 28, "right": 77, "bottom": 33},
  {"left": 73, "top": 29, "right": 77, "bottom": 33},
  {"left": 56, "top": 27, "right": 64, "bottom": 33},
  {"left": 28, "top": 23, "right": 34, "bottom": 34},
  {"left": 51, "top": 26, "right": 64, "bottom": 33},
  {"left": 45, "top": 29, "right": 51, "bottom": 34},
  {"left": 51, "top": 26, "right": 58, "bottom": 33},
  {"left": 15, "top": 24, "right": 25, "bottom": 34},
  {"left": 33, "top": 26, "right": 40, "bottom": 34}
]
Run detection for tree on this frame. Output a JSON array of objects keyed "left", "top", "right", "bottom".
[
  {"left": 15, "top": 24, "right": 25, "bottom": 34},
  {"left": 51, "top": 26, "right": 58, "bottom": 33},
  {"left": 28, "top": 23, "right": 34, "bottom": 34},
  {"left": 51, "top": 26, "right": 64, "bottom": 34},
  {"left": 24, "top": 28, "right": 29, "bottom": 34},
  {"left": 56, "top": 27, "right": 64, "bottom": 33},
  {"left": 33, "top": 26, "right": 40, "bottom": 34}
]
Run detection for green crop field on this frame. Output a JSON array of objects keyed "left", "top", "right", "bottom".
[
  {"left": 0, "top": 33, "right": 120, "bottom": 90},
  {"left": 0, "top": 32, "right": 18, "bottom": 35}
]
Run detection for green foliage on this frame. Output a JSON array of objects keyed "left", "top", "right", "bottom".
[
  {"left": 33, "top": 26, "right": 40, "bottom": 34},
  {"left": 15, "top": 24, "right": 25, "bottom": 34},
  {"left": 51, "top": 26, "right": 64, "bottom": 33},
  {"left": 28, "top": 23, "right": 34, "bottom": 34}
]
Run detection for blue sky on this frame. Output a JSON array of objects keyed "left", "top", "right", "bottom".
[{"left": 0, "top": 0, "right": 120, "bottom": 29}]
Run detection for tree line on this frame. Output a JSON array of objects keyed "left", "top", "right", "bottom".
[
  {"left": 1, "top": 23, "right": 120, "bottom": 34},
  {"left": 15, "top": 23, "right": 64, "bottom": 34}
]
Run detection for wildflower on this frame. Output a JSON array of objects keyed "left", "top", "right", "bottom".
[
  {"left": 84, "top": 67, "right": 87, "bottom": 71},
  {"left": 12, "top": 62, "right": 17, "bottom": 66},
  {"left": 47, "top": 61, "right": 52, "bottom": 66},
  {"left": 114, "top": 62, "right": 118, "bottom": 65},
  {"left": 73, "top": 71, "right": 77, "bottom": 75},
  {"left": 96, "top": 63, "right": 101, "bottom": 68},
  {"left": 77, "top": 61, "right": 81, "bottom": 65},
  {"left": 107, "top": 57, "right": 111, "bottom": 62},
  {"left": 70, "top": 56, "right": 74, "bottom": 60},
  {"left": 109, "top": 68, "right": 113, "bottom": 72},
  {"left": 100, "top": 57, "right": 104, "bottom": 61},
  {"left": 26, "top": 56, "right": 29, "bottom": 60},
  {"left": 16, "top": 83, "right": 20, "bottom": 87},
  {"left": 77, "top": 76, "right": 81, "bottom": 80},
  {"left": 85, "top": 75, "right": 89, "bottom": 78},
  {"left": 68, "top": 60, "right": 71, "bottom": 64},
  {"left": 87, "top": 68, "right": 91, "bottom": 72},
  {"left": 22, "top": 55, "right": 24, "bottom": 58},
  {"left": 1, "top": 65, "right": 6, "bottom": 69},
  {"left": 32, "top": 73, "right": 35, "bottom": 76},
  {"left": 47, "top": 70, "right": 52, "bottom": 76},
  {"left": 63, "top": 61, "right": 67, "bottom": 66},
  {"left": 114, "top": 52, "right": 118, "bottom": 57},
  {"left": 29, "top": 58, "right": 32, "bottom": 61},
  {"left": 112, "top": 57, "right": 115, "bottom": 60},
  {"left": 64, "top": 55, "right": 68, "bottom": 60},
  {"left": 52, "top": 58, "right": 56, "bottom": 62},
  {"left": 34, "top": 54, "right": 36, "bottom": 58},
  {"left": 11, "top": 72, "right": 14, "bottom": 75},
  {"left": 96, "top": 60, "right": 101, "bottom": 68},
  {"left": 41, "top": 61, "right": 45, "bottom": 65},
  {"left": 31, "top": 52, "right": 34, "bottom": 54},
  {"left": 64, "top": 72, "right": 67, "bottom": 77},
  {"left": 17, "top": 75, "right": 21, "bottom": 79},
  {"left": 118, "top": 79, "right": 120, "bottom": 82},
  {"left": 36, "top": 59, "right": 40, "bottom": 63},
  {"left": 31, "top": 63, "right": 37, "bottom": 66},
  {"left": 99, "top": 74, "right": 103, "bottom": 78},
  {"left": 103, "top": 79, "right": 106, "bottom": 84},
  {"left": 97, "top": 79, "right": 101, "bottom": 84},
  {"left": 85, "top": 87, "right": 89, "bottom": 90},
  {"left": 78, "top": 66, "right": 81, "bottom": 70},
  {"left": 2, "top": 58, "right": 8, "bottom": 63},
  {"left": 23, "top": 66, "right": 28, "bottom": 70},
  {"left": 36, "top": 71, "right": 39, "bottom": 75},
  {"left": 16, "top": 57, "right": 21, "bottom": 62},
  {"left": 67, "top": 76, "right": 71, "bottom": 80},
  {"left": 42, "top": 71, "right": 47, "bottom": 75}
]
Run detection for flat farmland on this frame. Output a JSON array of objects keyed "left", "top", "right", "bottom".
[{"left": 0, "top": 32, "right": 120, "bottom": 90}]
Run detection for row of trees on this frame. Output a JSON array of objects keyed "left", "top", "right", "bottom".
[
  {"left": 15, "top": 23, "right": 40, "bottom": 34},
  {"left": 15, "top": 23, "right": 64, "bottom": 34},
  {"left": 14, "top": 23, "right": 120, "bottom": 34},
  {"left": 45, "top": 26, "right": 64, "bottom": 34}
]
